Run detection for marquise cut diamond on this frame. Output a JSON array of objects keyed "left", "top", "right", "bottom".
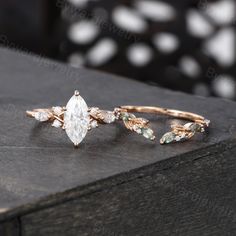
[{"left": 64, "top": 92, "right": 90, "bottom": 146}]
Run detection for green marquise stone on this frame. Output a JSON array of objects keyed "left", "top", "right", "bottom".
[
  {"left": 190, "top": 123, "right": 202, "bottom": 132},
  {"left": 120, "top": 112, "right": 135, "bottom": 121},
  {"left": 160, "top": 132, "right": 176, "bottom": 144},
  {"left": 141, "top": 128, "right": 155, "bottom": 140},
  {"left": 120, "top": 112, "right": 129, "bottom": 121}
]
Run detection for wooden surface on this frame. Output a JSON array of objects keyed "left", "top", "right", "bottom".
[
  {"left": 0, "top": 47, "right": 236, "bottom": 235},
  {"left": 21, "top": 145, "right": 236, "bottom": 236}
]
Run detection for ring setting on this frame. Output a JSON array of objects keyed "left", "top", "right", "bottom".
[{"left": 26, "top": 90, "right": 210, "bottom": 147}]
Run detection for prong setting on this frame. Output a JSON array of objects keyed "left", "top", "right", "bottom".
[{"left": 74, "top": 90, "right": 80, "bottom": 96}]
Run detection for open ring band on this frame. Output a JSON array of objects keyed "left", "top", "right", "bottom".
[{"left": 26, "top": 90, "right": 210, "bottom": 147}]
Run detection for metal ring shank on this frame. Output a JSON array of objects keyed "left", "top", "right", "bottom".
[{"left": 120, "top": 106, "right": 206, "bottom": 124}]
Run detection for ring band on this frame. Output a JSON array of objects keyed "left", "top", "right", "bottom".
[{"left": 26, "top": 90, "right": 210, "bottom": 147}]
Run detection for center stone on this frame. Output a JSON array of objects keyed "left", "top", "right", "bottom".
[{"left": 64, "top": 93, "right": 90, "bottom": 146}]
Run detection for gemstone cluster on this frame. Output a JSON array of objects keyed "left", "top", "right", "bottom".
[
  {"left": 160, "top": 122, "right": 206, "bottom": 144},
  {"left": 119, "top": 112, "right": 155, "bottom": 140}
]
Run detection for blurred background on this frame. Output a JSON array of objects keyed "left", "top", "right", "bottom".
[{"left": 0, "top": 0, "right": 235, "bottom": 99}]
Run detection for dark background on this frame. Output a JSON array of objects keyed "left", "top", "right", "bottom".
[{"left": 0, "top": 0, "right": 235, "bottom": 99}]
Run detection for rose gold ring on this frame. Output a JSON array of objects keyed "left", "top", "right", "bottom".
[{"left": 26, "top": 90, "right": 210, "bottom": 147}]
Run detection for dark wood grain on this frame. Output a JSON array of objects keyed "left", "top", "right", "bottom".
[
  {"left": 0, "top": 219, "right": 19, "bottom": 236},
  {"left": 0, "top": 47, "right": 236, "bottom": 235},
  {"left": 21, "top": 145, "right": 236, "bottom": 236}
]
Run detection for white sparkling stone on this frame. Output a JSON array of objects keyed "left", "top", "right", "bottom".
[
  {"left": 102, "top": 111, "right": 116, "bottom": 124},
  {"left": 184, "top": 123, "right": 194, "bottom": 130},
  {"left": 204, "top": 119, "right": 211, "bottom": 127},
  {"left": 133, "top": 125, "right": 142, "bottom": 134},
  {"left": 90, "top": 107, "right": 99, "bottom": 114},
  {"left": 52, "top": 120, "right": 62, "bottom": 128},
  {"left": 34, "top": 112, "right": 49, "bottom": 122},
  {"left": 175, "top": 135, "right": 183, "bottom": 142},
  {"left": 52, "top": 106, "right": 63, "bottom": 116},
  {"left": 90, "top": 120, "right": 98, "bottom": 129},
  {"left": 175, "top": 137, "right": 181, "bottom": 142},
  {"left": 64, "top": 94, "right": 90, "bottom": 146}
]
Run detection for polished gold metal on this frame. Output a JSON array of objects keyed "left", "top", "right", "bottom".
[{"left": 119, "top": 106, "right": 206, "bottom": 124}]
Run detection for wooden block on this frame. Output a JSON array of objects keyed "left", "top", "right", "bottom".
[
  {"left": 0, "top": 48, "right": 236, "bottom": 235},
  {"left": 0, "top": 219, "right": 19, "bottom": 236}
]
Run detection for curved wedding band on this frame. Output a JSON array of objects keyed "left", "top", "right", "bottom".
[{"left": 26, "top": 90, "right": 210, "bottom": 147}]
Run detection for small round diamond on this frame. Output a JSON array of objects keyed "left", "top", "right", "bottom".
[
  {"left": 204, "top": 119, "right": 210, "bottom": 127},
  {"left": 52, "top": 106, "right": 63, "bottom": 116},
  {"left": 34, "top": 112, "right": 49, "bottom": 122},
  {"left": 102, "top": 111, "right": 116, "bottom": 123},
  {"left": 52, "top": 120, "right": 62, "bottom": 128},
  {"left": 175, "top": 134, "right": 185, "bottom": 142},
  {"left": 90, "top": 120, "right": 98, "bottom": 128},
  {"left": 133, "top": 125, "right": 142, "bottom": 134}
]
